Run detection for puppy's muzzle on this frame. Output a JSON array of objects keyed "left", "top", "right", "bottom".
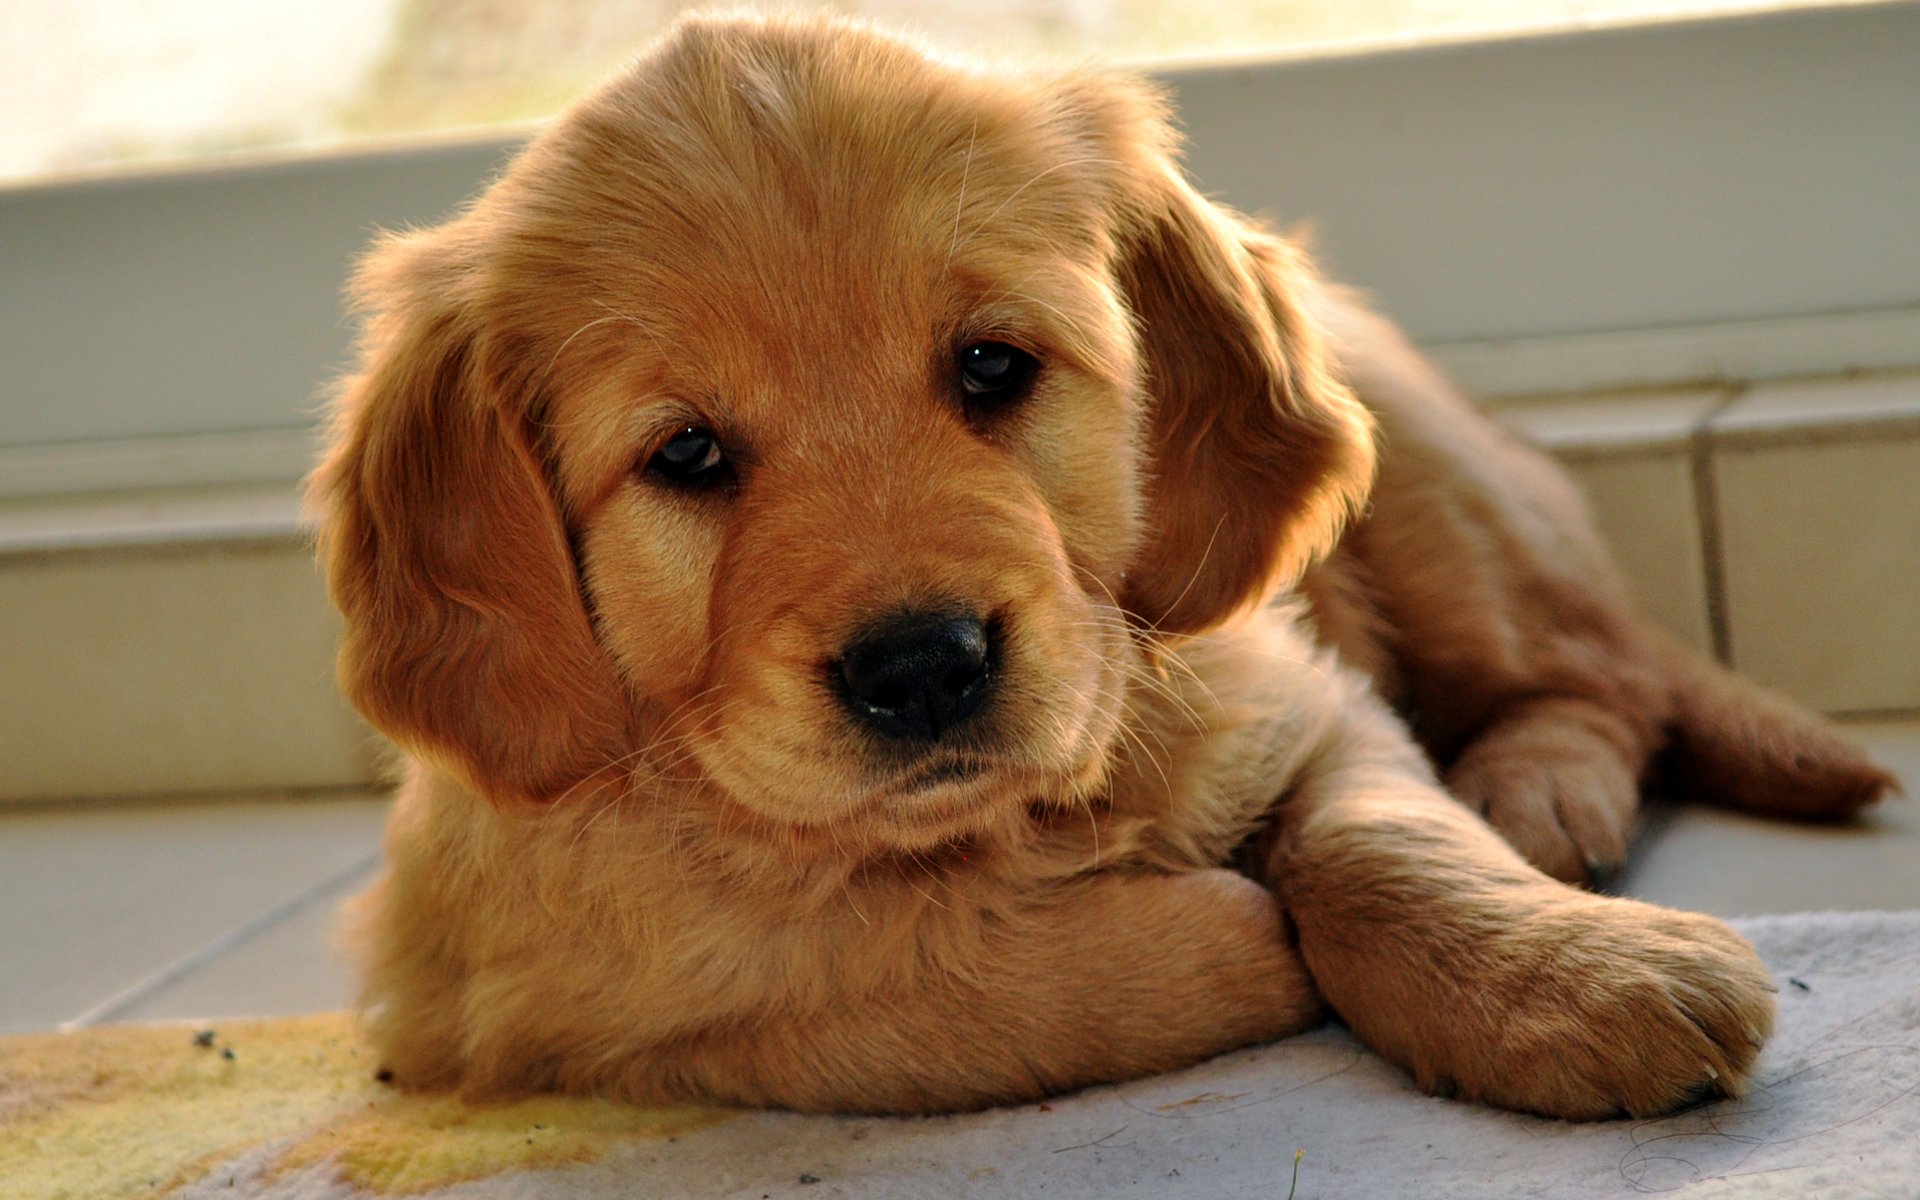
[{"left": 834, "top": 610, "right": 995, "bottom": 742}]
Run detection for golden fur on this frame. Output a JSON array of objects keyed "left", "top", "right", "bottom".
[{"left": 311, "top": 14, "right": 1893, "bottom": 1120}]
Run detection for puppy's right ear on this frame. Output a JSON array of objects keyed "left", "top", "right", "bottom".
[{"left": 310, "top": 231, "right": 631, "bottom": 803}]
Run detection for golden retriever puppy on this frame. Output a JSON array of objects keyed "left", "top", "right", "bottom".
[{"left": 311, "top": 14, "right": 1892, "bottom": 1120}]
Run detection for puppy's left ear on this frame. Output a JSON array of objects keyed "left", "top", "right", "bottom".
[{"left": 1077, "top": 80, "right": 1376, "bottom": 634}]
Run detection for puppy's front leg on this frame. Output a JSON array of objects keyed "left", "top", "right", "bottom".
[
  {"left": 1262, "top": 702, "right": 1776, "bottom": 1120},
  {"left": 659, "top": 869, "right": 1322, "bottom": 1114}
]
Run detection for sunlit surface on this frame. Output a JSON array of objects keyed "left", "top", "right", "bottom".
[{"left": 0, "top": 0, "right": 1885, "bottom": 185}]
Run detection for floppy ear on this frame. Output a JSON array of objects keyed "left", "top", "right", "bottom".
[
  {"left": 310, "top": 232, "right": 632, "bottom": 803},
  {"left": 1090, "top": 87, "right": 1376, "bottom": 634}
]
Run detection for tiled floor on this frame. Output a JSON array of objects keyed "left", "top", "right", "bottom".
[
  {"left": 1, "top": 722, "right": 1914, "bottom": 1035},
  {"left": 0, "top": 792, "right": 386, "bottom": 1033}
]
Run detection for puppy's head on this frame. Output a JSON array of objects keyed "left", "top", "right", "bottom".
[{"left": 313, "top": 16, "right": 1373, "bottom": 848}]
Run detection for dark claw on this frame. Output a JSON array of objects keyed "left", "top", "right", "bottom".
[
  {"left": 1583, "top": 855, "right": 1623, "bottom": 888},
  {"left": 1675, "top": 1077, "right": 1725, "bottom": 1112}
]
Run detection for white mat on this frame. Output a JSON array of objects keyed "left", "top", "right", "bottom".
[{"left": 186, "top": 911, "right": 1920, "bottom": 1199}]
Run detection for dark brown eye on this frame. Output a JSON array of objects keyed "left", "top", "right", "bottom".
[
  {"left": 645, "top": 425, "right": 733, "bottom": 491},
  {"left": 957, "top": 341, "right": 1039, "bottom": 411}
]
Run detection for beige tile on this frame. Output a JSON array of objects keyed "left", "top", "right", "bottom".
[
  {"left": 1712, "top": 433, "right": 1920, "bottom": 713},
  {"left": 1556, "top": 452, "right": 1715, "bottom": 655},
  {"left": 0, "top": 793, "right": 388, "bottom": 1033},
  {"left": 0, "top": 541, "right": 378, "bottom": 801},
  {"left": 1488, "top": 391, "right": 1721, "bottom": 654},
  {"left": 1619, "top": 721, "right": 1920, "bottom": 918},
  {"left": 118, "top": 863, "right": 375, "bottom": 1024}
]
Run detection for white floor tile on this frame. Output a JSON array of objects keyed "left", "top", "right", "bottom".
[
  {"left": 0, "top": 793, "right": 387, "bottom": 1032},
  {"left": 116, "top": 860, "right": 376, "bottom": 1024},
  {"left": 1619, "top": 720, "right": 1920, "bottom": 917}
]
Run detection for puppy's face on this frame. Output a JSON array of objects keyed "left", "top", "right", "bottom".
[
  {"left": 542, "top": 68, "right": 1147, "bottom": 842},
  {"left": 315, "top": 18, "right": 1373, "bottom": 851}
]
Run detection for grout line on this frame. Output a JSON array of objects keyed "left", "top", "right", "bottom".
[
  {"left": 59, "top": 849, "right": 381, "bottom": 1031},
  {"left": 1689, "top": 385, "right": 1743, "bottom": 666}
]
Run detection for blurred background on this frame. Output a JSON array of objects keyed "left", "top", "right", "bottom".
[{"left": 0, "top": 0, "right": 1878, "bottom": 185}]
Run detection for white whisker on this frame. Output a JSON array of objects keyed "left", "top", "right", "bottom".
[{"left": 946, "top": 121, "right": 979, "bottom": 268}]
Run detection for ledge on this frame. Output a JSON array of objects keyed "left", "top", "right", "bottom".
[{"left": 0, "top": 483, "right": 305, "bottom": 562}]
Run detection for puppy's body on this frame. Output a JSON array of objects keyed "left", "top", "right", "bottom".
[{"left": 318, "top": 16, "right": 1890, "bottom": 1121}]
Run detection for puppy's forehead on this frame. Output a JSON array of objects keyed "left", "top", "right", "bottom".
[{"left": 508, "top": 24, "right": 1117, "bottom": 338}]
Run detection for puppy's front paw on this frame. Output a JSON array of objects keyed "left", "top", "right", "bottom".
[
  {"left": 1445, "top": 719, "right": 1639, "bottom": 885},
  {"left": 1411, "top": 897, "right": 1775, "bottom": 1120}
]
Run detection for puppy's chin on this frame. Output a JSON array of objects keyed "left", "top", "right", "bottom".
[
  {"left": 858, "top": 749, "right": 1115, "bottom": 851},
  {"left": 861, "top": 765, "right": 1051, "bottom": 849},
  {"left": 686, "top": 673, "right": 1127, "bottom": 857},
  {"left": 695, "top": 751, "right": 1092, "bottom": 857}
]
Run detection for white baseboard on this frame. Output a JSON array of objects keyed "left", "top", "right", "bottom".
[
  {"left": 1431, "top": 306, "right": 1920, "bottom": 399},
  {"left": 0, "top": 428, "right": 314, "bottom": 501}
]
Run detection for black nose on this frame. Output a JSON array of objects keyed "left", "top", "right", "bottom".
[{"left": 836, "top": 611, "right": 994, "bottom": 741}]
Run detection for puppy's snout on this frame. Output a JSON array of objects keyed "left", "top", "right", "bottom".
[{"left": 835, "top": 611, "right": 995, "bottom": 741}]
